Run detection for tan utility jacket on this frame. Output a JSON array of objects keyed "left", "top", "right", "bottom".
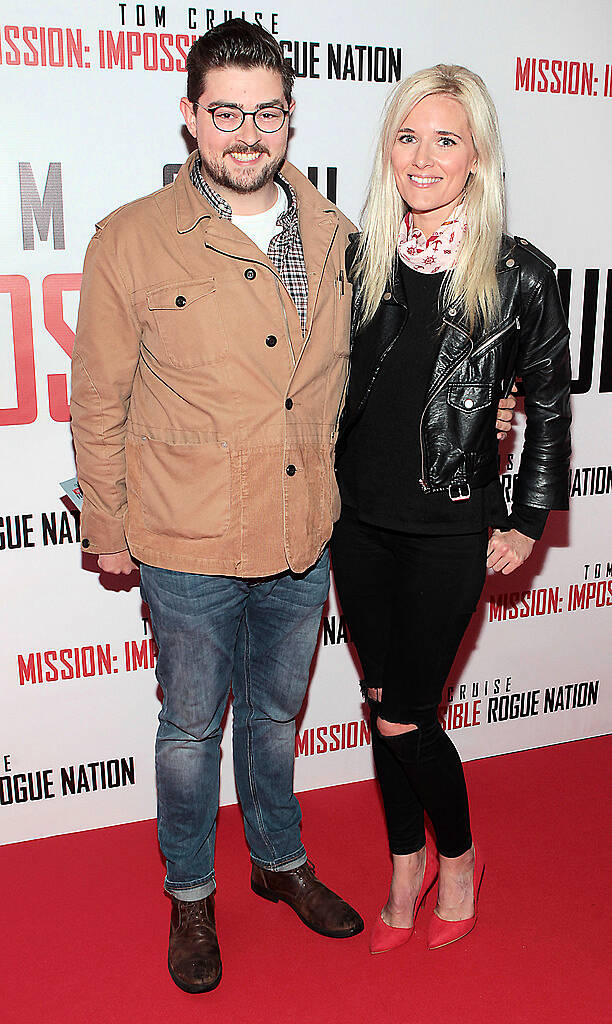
[{"left": 71, "top": 153, "right": 354, "bottom": 576}]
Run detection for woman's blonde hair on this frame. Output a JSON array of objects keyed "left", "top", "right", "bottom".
[{"left": 353, "top": 64, "right": 505, "bottom": 332}]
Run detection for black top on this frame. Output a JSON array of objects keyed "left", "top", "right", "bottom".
[{"left": 336, "top": 262, "right": 548, "bottom": 538}]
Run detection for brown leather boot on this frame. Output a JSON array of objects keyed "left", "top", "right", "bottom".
[
  {"left": 251, "top": 861, "right": 364, "bottom": 938},
  {"left": 167, "top": 893, "right": 222, "bottom": 993}
]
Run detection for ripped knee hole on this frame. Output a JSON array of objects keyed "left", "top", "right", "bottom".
[{"left": 377, "top": 718, "right": 418, "bottom": 737}]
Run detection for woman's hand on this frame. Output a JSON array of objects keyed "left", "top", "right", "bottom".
[
  {"left": 486, "top": 529, "right": 534, "bottom": 575},
  {"left": 496, "top": 384, "right": 518, "bottom": 439}
]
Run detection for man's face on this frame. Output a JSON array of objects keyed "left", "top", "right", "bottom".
[{"left": 181, "top": 65, "right": 293, "bottom": 198}]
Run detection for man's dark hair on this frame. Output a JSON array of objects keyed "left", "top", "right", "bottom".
[{"left": 187, "top": 19, "right": 295, "bottom": 105}]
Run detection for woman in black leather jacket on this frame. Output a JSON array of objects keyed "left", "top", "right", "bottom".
[{"left": 330, "top": 65, "right": 571, "bottom": 954}]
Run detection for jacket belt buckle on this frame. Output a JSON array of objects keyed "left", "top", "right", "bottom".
[{"left": 448, "top": 482, "right": 471, "bottom": 502}]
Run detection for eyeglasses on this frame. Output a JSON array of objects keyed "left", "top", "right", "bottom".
[{"left": 194, "top": 102, "right": 290, "bottom": 133}]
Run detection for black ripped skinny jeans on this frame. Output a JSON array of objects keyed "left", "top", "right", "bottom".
[{"left": 330, "top": 506, "right": 488, "bottom": 858}]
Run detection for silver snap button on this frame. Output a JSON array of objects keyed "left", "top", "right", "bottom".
[
  {"left": 520, "top": 238, "right": 528, "bottom": 245},
  {"left": 464, "top": 398, "right": 474, "bottom": 409},
  {"left": 506, "top": 258, "right": 515, "bottom": 268},
  {"left": 448, "top": 307, "right": 457, "bottom": 316}
]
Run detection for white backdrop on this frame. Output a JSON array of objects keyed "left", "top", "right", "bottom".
[{"left": 1, "top": 0, "right": 610, "bottom": 845}]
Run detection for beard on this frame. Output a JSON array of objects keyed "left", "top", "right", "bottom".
[{"left": 200, "top": 142, "right": 287, "bottom": 196}]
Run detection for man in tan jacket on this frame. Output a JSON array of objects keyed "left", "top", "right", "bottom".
[{"left": 71, "top": 19, "right": 362, "bottom": 993}]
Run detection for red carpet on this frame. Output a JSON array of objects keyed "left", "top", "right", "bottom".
[{"left": 3, "top": 736, "right": 610, "bottom": 1024}]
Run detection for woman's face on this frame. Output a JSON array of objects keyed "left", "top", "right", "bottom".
[{"left": 391, "top": 93, "right": 477, "bottom": 235}]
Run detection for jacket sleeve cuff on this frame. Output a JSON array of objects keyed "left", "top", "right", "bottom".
[
  {"left": 506, "top": 504, "right": 549, "bottom": 541},
  {"left": 80, "top": 499, "right": 128, "bottom": 554}
]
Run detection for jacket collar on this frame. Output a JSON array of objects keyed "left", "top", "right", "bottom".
[{"left": 174, "top": 150, "right": 214, "bottom": 233}]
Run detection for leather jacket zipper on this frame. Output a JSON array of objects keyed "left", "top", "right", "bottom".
[{"left": 471, "top": 316, "right": 520, "bottom": 358}]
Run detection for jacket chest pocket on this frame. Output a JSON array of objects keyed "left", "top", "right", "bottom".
[
  {"left": 334, "top": 283, "right": 351, "bottom": 357},
  {"left": 447, "top": 383, "right": 493, "bottom": 412},
  {"left": 325, "top": 257, "right": 350, "bottom": 357},
  {"left": 145, "top": 278, "right": 228, "bottom": 368}
]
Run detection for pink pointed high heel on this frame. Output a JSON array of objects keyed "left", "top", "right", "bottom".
[
  {"left": 427, "top": 846, "right": 484, "bottom": 950},
  {"left": 370, "top": 850, "right": 439, "bottom": 954}
]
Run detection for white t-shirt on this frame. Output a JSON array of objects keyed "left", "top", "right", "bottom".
[{"left": 232, "top": 184, "right": 288, "bottom": 255}]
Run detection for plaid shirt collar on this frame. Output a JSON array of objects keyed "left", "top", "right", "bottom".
[
  {"left": 272, "top": 175, "right": 300, "bottom": 239},
  {"left": 190, "top": 155, "right": 232, "bottom": 219}
]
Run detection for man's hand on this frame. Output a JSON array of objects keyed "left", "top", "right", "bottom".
[
  {"left": 97, "top": 550, "right": 138, "bottom": 574},
  {"left": 487, "top": 529, "right": 534, "bottom": 575},
  {"left": 496, "top": 385, "right": 518, "bottom": 439}
]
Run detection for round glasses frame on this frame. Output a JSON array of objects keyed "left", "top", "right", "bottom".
[{"left": 194, "top": 102, "right": 290, "bottom": 133}]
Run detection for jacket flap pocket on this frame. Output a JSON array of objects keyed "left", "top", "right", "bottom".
[
  {"left": 447, "top": 383, "right": 493, "bottom": 412},
  {"left": 146, "top": 278, "right": 216, "bottom": 311}
]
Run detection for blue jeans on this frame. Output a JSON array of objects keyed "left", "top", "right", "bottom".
[{"left": 140, "top": 549, "right": 330, "bottom": 902}]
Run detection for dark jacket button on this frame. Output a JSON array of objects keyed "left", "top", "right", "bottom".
[
  {"left": 82, "top": 538, "right": 90, "bottom": 548},
  {"left": 286, "top": 464, "right": 296, "bottom": 476},
  {"left": 175, "top": 295, "right": 187, "bottom": 307},
  {"left": 285, "top": 398, "right": 293, "bottom": 410},
  {"left": 244, "top": 268, "right": 256, "bottom": 280},
  {"left": 266, "top": 335, "right": 277, "bottom": 347}
]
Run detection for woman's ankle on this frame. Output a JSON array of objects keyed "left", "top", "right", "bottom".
[{"left": 389, "top": 846, "right": 426, "bottom": 891}]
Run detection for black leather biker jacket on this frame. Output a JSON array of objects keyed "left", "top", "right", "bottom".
[{"left": 337, "top": 235, "right": 572, "bottom": 509}]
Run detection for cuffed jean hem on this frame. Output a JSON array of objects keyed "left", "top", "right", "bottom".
[
  {"left": 250, "top": 848, "right": 307, "bottom": 872},
  {"left": 164, "top": 875, "right": 216, "bottom": 902}
]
